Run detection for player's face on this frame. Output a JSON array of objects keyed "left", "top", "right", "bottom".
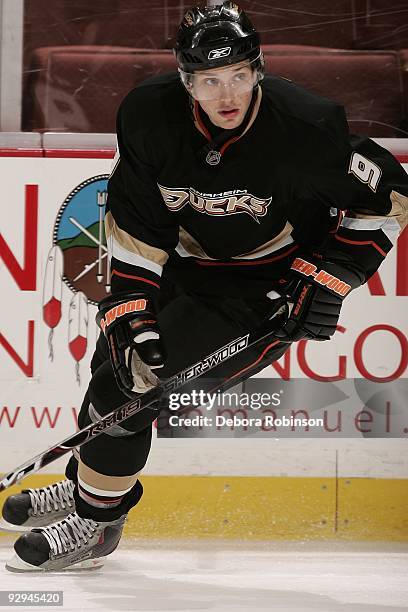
[{"left": 193, "top": 61, "right": 256, "bottom": 130}]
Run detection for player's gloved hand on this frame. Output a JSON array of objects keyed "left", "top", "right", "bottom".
[
  {"left": 96, "top": 291, "right": 165, "bottom": 396},
  {"left": 274, "top": 255, "right": 364, "bottom": 342}
]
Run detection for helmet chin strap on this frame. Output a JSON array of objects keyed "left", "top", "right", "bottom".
[{"left": 193, "top": 85, "right": 259, "bottom": 166}]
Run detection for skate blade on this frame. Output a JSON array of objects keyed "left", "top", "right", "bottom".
[
  {"left": 0, "top": 512, "right": 74, "bottom": 533},
  {"left": 0, "top": 518, "right": 30, "bottom": 533},
  {"left": 5, "top": 554, "right": 105, "bottom": 573}
]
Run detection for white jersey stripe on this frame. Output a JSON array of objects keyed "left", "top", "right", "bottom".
[
  {"left": 233, "top": 234, "right": 294, "bottom": 260},
  {"left": 110, "top": 236, "right": 163, "bottom": 276},
  {"left": 176, "top": 225, "right": 294, "bottom": 261},
  {"left": 340, "top": 216, "right": 400, "bottom": 244}
]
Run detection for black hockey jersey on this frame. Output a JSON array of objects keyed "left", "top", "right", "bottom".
[{"left": 105, "top": 73, "right": 408, "bottom": 299}]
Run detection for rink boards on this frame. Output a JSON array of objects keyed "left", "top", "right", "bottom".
[{"left": 0, "top": 141, "right": 407, "bottom": 540}]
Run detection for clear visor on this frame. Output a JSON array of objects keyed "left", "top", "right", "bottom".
[{"left": 179, "top": 55, "right": 264, "bottom": 101}]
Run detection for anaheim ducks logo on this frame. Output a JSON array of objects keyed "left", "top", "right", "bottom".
[{"left": 158, "top": 184, "right": 271, "bottom": 224}]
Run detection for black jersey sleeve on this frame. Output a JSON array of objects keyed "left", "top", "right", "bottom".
[
  {"left": 326, "top": 136, "right": 407, "bottom": 281},
  {"left": 105, "top": 92, "right": 179, "bottom": 297},
  {"left": 287, "top": 105, "right": 408, "bottom": 283}
]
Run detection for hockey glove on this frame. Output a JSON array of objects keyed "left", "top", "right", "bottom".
[
  {"left": 96, "top": 292, "right": 165, "bottom": 396},
  {"left": 274, "top": 255, "right": 364, "bottom": 342}
]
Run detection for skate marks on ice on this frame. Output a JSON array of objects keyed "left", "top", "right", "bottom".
[{"left": 0, "top": 540, "right": 407, "bottom": 611}]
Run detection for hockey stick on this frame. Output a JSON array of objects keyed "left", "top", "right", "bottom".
[{"left": 0, "top": 309, "right": 286, "bottom": 493}]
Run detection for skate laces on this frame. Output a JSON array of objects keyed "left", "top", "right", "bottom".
[
  {"left": 38, "top": 513, "right": 98, "bottom": 556},
  {"left": 27, "top": 480, "right": 75, "bottom": 516}
]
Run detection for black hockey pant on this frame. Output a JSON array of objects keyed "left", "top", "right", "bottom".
[{"left": 65, "top": 290, "right": 290, "bottom": 520}]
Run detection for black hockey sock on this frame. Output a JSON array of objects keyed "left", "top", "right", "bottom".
[
  {"left": 77, "top": 478, "right": 132, "bottom": 510},
  {"left": 74, "top": 479, "right": 143, "bottom": 522}
]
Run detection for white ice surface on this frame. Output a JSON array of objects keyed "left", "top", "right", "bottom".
[{"left": 0, "top": 540, "right": 407, "bottom": 612}]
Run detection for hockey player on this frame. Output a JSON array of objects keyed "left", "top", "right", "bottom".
[{"left": 2, "top": 2, "right": 407, "bottom": 571}]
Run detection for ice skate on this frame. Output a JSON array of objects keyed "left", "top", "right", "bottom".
[
  {"left": 5, "top": 510, "right": 126, "bottom": 572},
  {"left": 0, "top": 479, "right": 75, "bottom": 532}
]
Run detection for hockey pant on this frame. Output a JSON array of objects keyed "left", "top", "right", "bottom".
[{"left": 65, "top": 291, "right": 290, "bottom": 520}]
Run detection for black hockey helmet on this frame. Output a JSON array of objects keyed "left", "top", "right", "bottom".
[{"left": 174, "top": 2, "right": 263, "bottom": 73}]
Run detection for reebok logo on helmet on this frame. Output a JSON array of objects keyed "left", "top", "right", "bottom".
[{"left": 208, "top": 47, "right": 231, "bottom": 60}]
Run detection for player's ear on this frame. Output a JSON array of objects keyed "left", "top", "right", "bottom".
[
  {"left": 185, "top": 75, "right": 194, "bottom": 93},
  {"left": 178, "top": 68, "right": 194, "bottom": 95}
]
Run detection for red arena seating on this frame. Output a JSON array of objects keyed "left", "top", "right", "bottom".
[
  {"left": 24, "top": 47, "right": 177, "bottom": 133},
  {"left": 23, "top": 0, "right": 355, "bottom": 54},
  {"left": 238, "top": 0, "right": 355, "bottom": 48},
  {"left": 263, "top": 49, "right": 405, "bottom": 137},
  {"left": 262, "top": 44, "right": 343, "bottom": 54},
  {"left": 21, "top": 1, "right": 408, "bottom": 136},
  {"left": 352, "top": 1, "right": 408, "bottom": 50},
  {"left": 23, "top": 45, "right": 406, "bottom": 137},
  {"left": 23, "top": 0, "right": 185, "bottom": 52},
  {"left": 399, "top": 50, "right": 408, "bottom": 135},
  {"left": 22, "top": 0, "right": 184, "bottom": 104}
]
